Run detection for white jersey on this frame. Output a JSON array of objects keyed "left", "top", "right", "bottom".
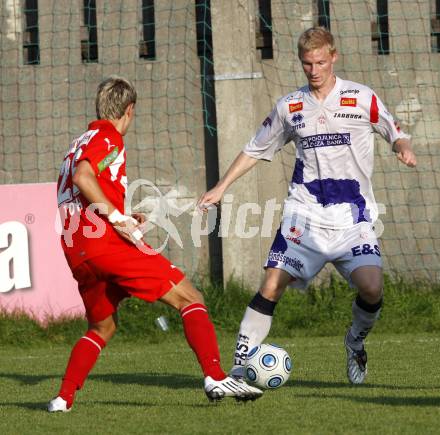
[{"left": 244, "top": 76, "right": 410, "bottom": 229}]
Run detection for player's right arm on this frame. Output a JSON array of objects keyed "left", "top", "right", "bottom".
[
  {"left": 73, "top": 160, "right": 141, "bottom": 244},
  {"left": 198, "top": 98, "right": 290, "bottom": 211},
  {"left": 197, "top": 152, "right": 259, "bottom": 209}
]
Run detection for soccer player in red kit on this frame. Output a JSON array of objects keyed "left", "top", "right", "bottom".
[{"left": 48, "top": 76, "right": 262, "bottom": 412}]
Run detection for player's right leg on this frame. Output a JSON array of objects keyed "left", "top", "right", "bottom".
[
  {"left": 159, "top": 278, "right": 263, "bottom": 402},
  {"left": 48, "top": 313, "right": 118, "bottom": 412},
  {"left": 230, "top": 218, "right": 324, "bottom": 379},
  {"left": 230, "top": 268, "right": 292, "bottom": 379}
]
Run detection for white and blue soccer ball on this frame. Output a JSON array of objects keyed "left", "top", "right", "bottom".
[{"left": 244, "top": 343, "right": 292, "bottom": 389}]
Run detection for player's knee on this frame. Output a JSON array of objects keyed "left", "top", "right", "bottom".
[
  {"left": 183, "top": 286, "right": 204, "bottom": 306},
  {"left": 260, "top": 281, "right": 285, "bottom": 302},
  {"left": 89, "top": 319, "right": 117, "bottom": 341},
  {"left": 162, "top": 279, "right": 205, "bottom": 311},
  {"left": 358, "top": 282, "right": 383, "bottom": 304}
]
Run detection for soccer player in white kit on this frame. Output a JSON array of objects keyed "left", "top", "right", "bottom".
[{"left": 198, "top": 27, "right": 416, "bottom": 384}]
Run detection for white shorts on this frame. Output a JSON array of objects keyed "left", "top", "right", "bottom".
[{"left": 264, "top": 217, "right": 382, "bottom": 289}]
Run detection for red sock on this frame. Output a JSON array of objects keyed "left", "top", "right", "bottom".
[
  {"left": 58, "top": 330, "right": 106, "bottom": 407},
  {"left": 181, "top": 303, "right": 226, "bottom": 381}
]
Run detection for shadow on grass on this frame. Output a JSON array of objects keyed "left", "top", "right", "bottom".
[
  {"left": 294, "top": 392, "right": 440, "bottom": 407},
  {"left": 288, "top": 379, "right": 437, "bottom": 391},
  {"left": 1, "top": 401, "right": 48, "bottom": 411},
  {"left": 90, "top": 372, "right": 201, "bottom": 389},
  {"left": 2, "top": 372, "right": 436, "bottom": 394},
  {"left": 0, "top": 373, "right": 56, "bottom": 385},
  {"left": 0, "top": 372, "right": 200, "bottom": 389},
  {"left": 82, "top": 400, "right": 223, "bottom": 408}
]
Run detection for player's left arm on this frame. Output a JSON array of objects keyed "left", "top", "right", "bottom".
[
  {"left": 392, "top": 137, "right": 417, "bottom": 168},
  {"left": 73, "top": 160, "right": 142, "bottom": 244},
  {"left": 369, "top": 92, "right": 417, "bottom": 168},
  {"left": 132, "top": 212, "right": 147, "bottom": 225}
]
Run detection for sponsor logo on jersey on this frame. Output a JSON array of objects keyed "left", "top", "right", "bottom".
[
  {"left": 334, "top": 113, "right": 362, "bottom": 119},
  {"left": 299, "top": 133, "right": 351, "bottom": 150},
  {"left": 290, "top": 113, "right": 305, "bottom": 131},
  {"left": 289, "top": 102, "right": 303, "bottom": 113},
  {"left": 340, "top": 97, "right": 357, "bottom": 107},
  {"left": 351, "top": 243, "right": 381, "bottom": 257},
  {"left": 284, "top": 94, "right": 298, "bottom": 102},
  {"left": 291, "top": 113, "right": 304, "bottom": 124},
  {"left": 262, "top": 116, "right": 272, "bottom": 127},
  {"left": 291, "top": 124, "right": 305, "bottom": 132},
  {"left": 104, "top": 137, "right": 116, "bottom": 150},
  {"left": 268, "top": 251, "right": 304, "bottom": 272},
  {"left": 97, "top": 147, "right": 119, "bottom": 172},
  {"left": 340, "top": 89, "right": 360, "bottom": 95},
  {"left": 286, "top": 226, "right": 303, "bottom": 245}
]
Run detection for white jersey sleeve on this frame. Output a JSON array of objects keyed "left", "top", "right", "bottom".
[
  {"left": 243, "top": 100, "right": 291, "bottom": 161},
  {"left": 369, "top": 92, "right": 411, "bottom": 144}
]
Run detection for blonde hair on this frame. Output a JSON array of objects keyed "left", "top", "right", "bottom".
[
  {"left": 95, "top": 76, "right": 137, "bottom": 120},
  {"left": 297, "top": 27, "right": 336, "bottom": 57}
]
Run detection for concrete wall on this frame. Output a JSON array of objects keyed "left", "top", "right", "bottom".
[{"left": 1, "top": 0, "right": 439, "bottom": 287}]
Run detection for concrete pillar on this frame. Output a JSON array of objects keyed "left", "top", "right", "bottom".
[{"left": 211, "top": 0, "right": 263, "bottom": 288}]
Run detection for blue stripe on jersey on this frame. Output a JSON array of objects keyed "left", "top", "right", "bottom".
[
  {"left": 266, "top": 227, "right": 288, "bottom": 268},
  {"left": 291, "top": 159, "right": 370, "bottom": 224},
  {"left": 292, "top": 159, "right": 305, "bottom": 184}
]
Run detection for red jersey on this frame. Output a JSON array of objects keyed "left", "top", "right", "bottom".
[{"left": 57, "top": 120, "right": 130, "bottom": 269}]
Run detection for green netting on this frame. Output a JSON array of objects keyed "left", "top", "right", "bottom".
[
  {"left": 1, "top": 0, "right": 439, "bottom": 282},
  {"left": 253, "top": 0, "right": 440, "bottom": 282},
  {"left": 1, "top": 0, "right": 208, "bottom": 277}
]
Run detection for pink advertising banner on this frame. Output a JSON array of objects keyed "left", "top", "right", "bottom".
[{"left": 0, "top": 182, "right": 85, "bottom": 323}]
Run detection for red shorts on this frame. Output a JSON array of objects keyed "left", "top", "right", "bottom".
[{"left": 71, "top": 246, "right": 185, "bottom": 323}]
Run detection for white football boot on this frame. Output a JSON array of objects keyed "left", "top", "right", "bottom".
[
  {"left": 47, "top": 396, "right": 71, "bottom": 413},
  {"left": 345, "top": 332, "right": 368, "bottom": 384},
  {"left": 204, "top": 376, "right": 263, "bottom": 402},
  {"left": 229, "top": 365, "right": 246, "bottom": 380}
]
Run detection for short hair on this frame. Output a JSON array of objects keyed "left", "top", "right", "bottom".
[
  {"left": 297, "top": 27, "right": 336, "bottom": 57},
  {"left": 95, "top": 76, "right": 137, "bottom": 120}
]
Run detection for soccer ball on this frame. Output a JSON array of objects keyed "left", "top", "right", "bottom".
[{"left": 244, "top": 343, "right": 292, "bottom": 389}]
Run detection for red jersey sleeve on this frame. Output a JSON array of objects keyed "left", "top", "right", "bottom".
[{"left": 77, "top": 134, "right": 121, "bottom": 176}]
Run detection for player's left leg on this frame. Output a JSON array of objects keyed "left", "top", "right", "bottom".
[
  {"left": 160, "top": 279, "right": 263, "bottom": 401},
  {"left": 333, "top": 223, "right": 383, "bottom": 384},
  {"left": 48, "top": 256, "right": 129, "bottom": 412},
  {"left": 344, "top": 265, "right": 383, "bottom": 384},
  {"left": 348, "top": 265, "right": 383, "bottom": 348},
  {"left": 48, "top": 313, "right": 118, "bottom": 412}
]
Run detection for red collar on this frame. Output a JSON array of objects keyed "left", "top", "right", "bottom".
[{"left": 88, "top": 119, "right": 120, "bottom": 136}]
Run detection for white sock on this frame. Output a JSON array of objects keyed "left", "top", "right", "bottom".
[{"left": 230, "top": 306, "right": 273, "bottom": 377}]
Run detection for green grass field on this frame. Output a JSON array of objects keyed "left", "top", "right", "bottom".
[{"left": 1, "top": 332, "right": 439, "bottom": 434}]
